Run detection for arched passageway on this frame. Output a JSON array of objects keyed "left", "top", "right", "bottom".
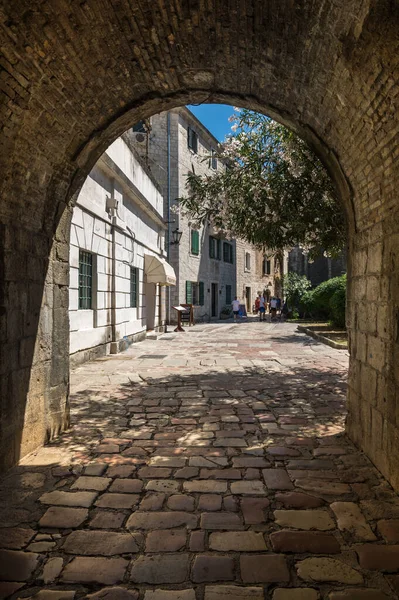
[{"left": 0, "top": 0, "right": 398, "bottom": 493}]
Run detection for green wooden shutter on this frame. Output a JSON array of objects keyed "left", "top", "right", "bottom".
[
  {"left": 186, "top": 281, "right": 192, "bottom": 303},
  {"left": 199, "top": 281, "right": 204, "bottom": 305},
  {"left": 191, "top": 230, "right": 199, "bottom": 255},
  {"left": 209, "top": 236, "right": 214, "bottom": 258},
  {"left": 217, "top": 239, "right": 221, "bottom": 260}
]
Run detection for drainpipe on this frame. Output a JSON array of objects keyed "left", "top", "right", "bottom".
[
  {"left": 166, "top": 112, "right": 171, "bottom": 326},
  {"left": 108, "top": 186, "right": 118, "bottom": 354},
  {"left": 110, "top": 213, "right": 117, "bottom": 353}
]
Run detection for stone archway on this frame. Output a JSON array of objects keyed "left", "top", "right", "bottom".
[{"left": 0, "top": 0, "right": 398, "bottom": 491}]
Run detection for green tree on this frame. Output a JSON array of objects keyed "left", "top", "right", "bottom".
[
  {"left": 283, "top": 273, "right": 312, "bottom": 308},
  {"left": 178, "top": 109, "right": 346, "bottom": 259}
]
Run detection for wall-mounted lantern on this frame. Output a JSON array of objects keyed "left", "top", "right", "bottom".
[{"left": 170, "top": 228, "right": 183, "bottom": 245}]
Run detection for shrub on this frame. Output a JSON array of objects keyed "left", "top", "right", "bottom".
[
  {"left": 329, "top": 285, "right": 346, "bottom": 328},
  {"left": 306, "top": 275, "right": 346, "bottom": 320},
  {"left": 300, "top": 289, "right": 316, "bottom": 318}
]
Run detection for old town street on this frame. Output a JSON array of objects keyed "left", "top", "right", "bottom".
[{"left": 1, "top": 322, "right": 398, "bottom": 599}]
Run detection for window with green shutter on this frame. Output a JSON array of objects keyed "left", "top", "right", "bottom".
[
  {"left": 187, "top": 127, "right": 198, "bottom": 153},
  {"left": 79, "top": 250, "right": 93, "bottom": 309},
  {"left": 210, "top": 148, "right": 218, "bottom": 170},
  {"left": 223, "top": 242, "right": 233, "bottom": 264},
  {"left": 263, "top": 258, "right": 271, "bottom": 275},
  {"left": 226, "top": 284, "right": 232, "bottom": 305},
  {"left": 199, "top": 282, "right": 205, "bottom": 305},
  {"left": 209, "top": 236, "right": 221, "bottom": 260},
  {"left": 186, "top": 281, "right": 193, "bottom": 303},
  {"left": 191, "top": 229, "right": 200, "bottom": 255},
  {"left": 209, "top": 236, "right": 214, "bottom": 258},
  {"left": 245, "top": 252, "right": 251, "bottom": 270},
  {"left": 130, "top": 267, "right": 138, "bottom": 307}
]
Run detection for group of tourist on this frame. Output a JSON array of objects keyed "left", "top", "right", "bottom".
[
  {"left": 254, "top": 294, "right": 283, "bottom": 321},
  {"left": 232, "top": 295, "right": 288, "bottom": 322}
]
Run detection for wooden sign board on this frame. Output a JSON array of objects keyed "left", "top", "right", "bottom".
[{"left": 172, "top": 303, "right": 194, "bottom": 331}]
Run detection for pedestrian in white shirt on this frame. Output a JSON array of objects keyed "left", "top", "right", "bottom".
[
  {"left": 232, "top": 297, "right": 240, "bottom": 322},
  {"left": 259, "top": 295, "right": 266, "bottom": 321},
  {"left": 270, "top": 296, "right": 278, "bottom": 321}
]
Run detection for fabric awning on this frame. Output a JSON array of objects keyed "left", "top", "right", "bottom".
[{"left": 144, "top": 254, "right": 176, "bottom": 286}]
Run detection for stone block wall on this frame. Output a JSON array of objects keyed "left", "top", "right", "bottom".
[
  {"left": 347, "top": 220, "right": 399, "bottom": 490},
  {"left": 235, "top": 241, "right": 277, "bottom": 312},
  {"left": 0, "top": 216, "right": 71, "bottom": 471},
  {"left": 0, "top": 0, "right": 399, "bottom": 490}
]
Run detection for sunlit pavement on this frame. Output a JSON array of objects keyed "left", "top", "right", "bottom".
[{"left": 1, "top": 321, "right": 399, "bottom": 599}]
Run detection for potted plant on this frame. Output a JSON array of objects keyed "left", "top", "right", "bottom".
[{"left": 220, "top": 305, "right": 232, "bottom": 320}]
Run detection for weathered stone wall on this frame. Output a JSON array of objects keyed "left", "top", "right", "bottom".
[
  {"left": 235, "top": 241, "right": 277, "bottom": 311},
  {"left": 347, "top": 222, "right": 399, "bottom": 490},
  {"left": 136, "top": 108, "right": 239, "bottom": 320},
  {"left": 0, "top": 0, "right": 398, "bottom": 488},
  {"left": 288, "top": 247, "right": 347, "bottom": 287}
]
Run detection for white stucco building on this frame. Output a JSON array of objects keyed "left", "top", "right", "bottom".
[{"left": 69, "top": 134, "right": 175, "bottom": 366}]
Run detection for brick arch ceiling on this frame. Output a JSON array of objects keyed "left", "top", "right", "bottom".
[{"left": 0, "top": 0, "right": 398, "bottom": 237}]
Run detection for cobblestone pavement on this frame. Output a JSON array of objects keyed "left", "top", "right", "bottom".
[{"left": 1, "top": 321, "right": 399, "bottom": 599}]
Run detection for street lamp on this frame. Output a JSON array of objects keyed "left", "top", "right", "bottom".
[{"left": 170, "top": 227, "right": 183, "bottom": 245}]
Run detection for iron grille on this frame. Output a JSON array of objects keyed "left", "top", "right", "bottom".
[
  {"left": 79, "top": 250, "right": 93, "bottom": 309},
  {"left": 130, "top": 267, "right": 138, "bottom": 308}
]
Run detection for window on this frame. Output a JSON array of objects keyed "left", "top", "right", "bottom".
[
  {"left": 210, "top": 148, "right": 218, "bottom": 170},
  {"left": 132, "top": 120, "right": 146, "bottom": 132},
  {"left": 186, "top": 281, "right": 204, "bottom": 305},
  {"left": 263, "top": 258, "right": 271, "bottom": 275},
  {"left": 187, "top": 127, "right": 198, "bottom": 153},
  {"left": 191, "top": 229, "right": 200, "bottom": 255},
  {"left": 245, "top": 252, "right": 251, "bottom": 271},
  {"left": 226, "top": 284, "right": 232, "bottom": 305},
  {"left": 209, "top": 236, "right": 221, "bottom": 260},
  {"left": 130, "top": 267, "right": 139, "bottom": 308},
  {"left": 223, "top": 242, "right": 234, "bottom": 264},
  {"left": 79, "top": 250, "right": 93, "bottom": 309}
]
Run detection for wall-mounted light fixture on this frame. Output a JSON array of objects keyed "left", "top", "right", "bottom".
[{"left": 170, "top": 228, "right": 183, "bottom": 245}]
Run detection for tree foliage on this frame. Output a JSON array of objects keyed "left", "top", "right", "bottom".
[
  {"left": 178, "top": 109, "right": 346, "bottom": 259},
  {"left": 283, "top": 273, "right": 312, "bottom": 308}
]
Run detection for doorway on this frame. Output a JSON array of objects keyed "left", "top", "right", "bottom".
[
  {"left": 145, "top": 282, "right": 156, "bottom": 330},
  {"left": 245, "top": 287, "right": 251, "bottom": 312},
  {"left": 211, "top": 283, "right": 218, "bottom": 318}
]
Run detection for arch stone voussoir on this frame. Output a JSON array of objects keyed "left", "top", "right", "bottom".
[{"left": 0, "top": 0, "right": 398, "bottom": 489}]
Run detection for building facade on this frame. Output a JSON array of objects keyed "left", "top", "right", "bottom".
[
  {"left": 235, "top": 241, "right": 281, "bottom": 313},
  {"left": 132, "top": 107, "right": 278, "bottom": 320},
  {"left": 69, "top": 135, "right": 175, "bottom": 366}
]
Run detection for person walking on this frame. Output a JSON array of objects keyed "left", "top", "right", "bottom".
[
  {"left": 232, "top": 297, "right": 240, "bottom": 322},
  {"left": 276, "top": 296, "right": 282, "bottom": 320},
  {"left": 259, "top": 295, "right": 266, "bottom": 321},
  {"left": 270, "top": 296, "right": 278, "bottom": 321}
]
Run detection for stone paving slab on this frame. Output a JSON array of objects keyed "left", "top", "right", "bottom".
[{"left": 0, "top": 322, "right": 398, "bottom": 598}]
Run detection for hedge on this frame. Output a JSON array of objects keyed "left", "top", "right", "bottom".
[{"left": 300, "top": 274, "right": 346, "bottom": 327}]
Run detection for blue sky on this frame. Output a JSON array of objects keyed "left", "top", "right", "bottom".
[{"left": 187, "top": 103, "right": 235, "bottom": 142}]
